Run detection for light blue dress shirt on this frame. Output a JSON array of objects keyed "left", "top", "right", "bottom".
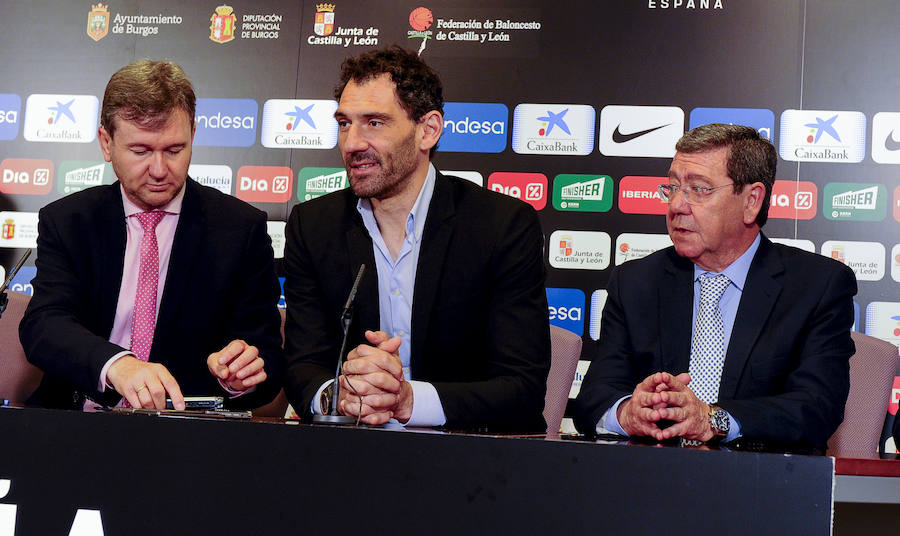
[{"left": 600, "top": 234, "right": 762, "bottom": 443}]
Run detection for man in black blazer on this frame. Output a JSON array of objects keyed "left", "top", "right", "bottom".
[
  {"left": 574, "top": 124, "right": 856, "bottom": 449},
  {"left": 283, "top": 46, "right": 550, "bottom": 432},
  {"left": 19, "top": 60, "right": 282, "bottom": 411}
]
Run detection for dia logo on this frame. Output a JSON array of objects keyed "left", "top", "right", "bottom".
[{"left": 235, "top": 166, "right": 293, "bottom": 203}]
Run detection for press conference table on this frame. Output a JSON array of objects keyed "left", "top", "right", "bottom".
[{"left": 0, "top": 407, "right": 896, "bottom": 535}]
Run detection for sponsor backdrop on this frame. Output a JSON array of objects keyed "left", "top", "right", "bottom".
[{"left": 1, "top": 1, "right": 898, "bottom": 451}]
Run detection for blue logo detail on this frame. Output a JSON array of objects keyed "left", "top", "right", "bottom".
[
  {"left": 278, "top": 277, "right": 286, "bottom": 310},
  {"left": 193, "top": 98, "right": 258, "bottom": 147},
  {"left": 689, "top": 107, "right": 775, "bottom": 141},
  {"left": 537, "top": 108, "right": 570, "bottom": 136},
  {"left": 438, "top": 102, "right": 507, "bottom": 153},
  {"left": 9, "top": 266, "right": 36, "bottom": 296},
  {"left": 48, "top": 99, "right": 76, "bottom": 124},
  {"left": 804, "top": 114, "right": 840, "bottom": 143},
  {"left": 546, "top": 287, "right": 584, "bottom": 336},
  {"left": 286, "top": 104, "right": 316, "bottom": 131},
  {"left": 0, "top": 93, "right": 21, "bottom": 141}
]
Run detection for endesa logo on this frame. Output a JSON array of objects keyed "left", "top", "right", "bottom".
[
  {"left": 618, "top": 176, "right": 668, "bottom": 214},
  {"left": 487, "top": 172, "right": 547, "bottom": 210},
  {"left": 439, "top": 102, "right": 507, "bottom": 153},
  {"left": 193, "top": 98, "right": 258, "bottom": 147},
  {"left": 546, "top": 287, "right": 585, "bottom": 336},
  {"left": 768, "top": 180, "right": 817, "bottom": 220},
  {"left": 260, "top": 99, "right": 338, "bottom": 149},
  {"left": 689, "top": 107, "right": 775, "bottom": 142},
  {"left": 23, "top": 94, "right": 99, "bottom": 143},
  {"left": 235, "top": 166, "right": 293, "bottom": 203},
  {"left": 0, "top": 158, "right": 53, "bottom": 195},
  {"left": 8, "top": 265, "right": 36, "bottom": 295},
  {"left": 0, "top": 93, "right": 21, "bottom": 141}
]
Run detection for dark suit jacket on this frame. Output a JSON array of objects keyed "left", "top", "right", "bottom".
[
  {"left": 573, "top": 235, "right": 857, "bottom": 449},
  {"left": 20, "top": 179, "right": 284, "bottom": 410},
  {"left": 283, "top": 171, "right": 550, "bottom": 432}
]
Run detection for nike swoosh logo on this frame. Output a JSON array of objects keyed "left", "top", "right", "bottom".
[
  {"left": 612, "top": 123, "right": 671, "bottom": 144},
  {"left": 884, "top": 130, "right": 900, "bottom": 152}
]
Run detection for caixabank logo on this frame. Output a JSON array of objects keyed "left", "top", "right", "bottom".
[
  {"left": 297, "top": 167, "right": 347, "bottom": 202},
  {"left": 552, "top": 174, "right": 612, "bottom": 212},
  {"left": 57, "top": 161, "right": 114, "bottom": 195},
  {"left": 261, "top": 99, "right": 338, "bottom": 149},
  {"left": 0, "top": 159, "right": 53, "bottom": 195},
  {"left": 689, "top": 107, "right": 774, "bottom": 142},
  {"left": 511, "top": 104, "right": 595, "bottom": 155},
  {"left": 824, "top": 182, "right": 886, "bottom": 222},
  {"left": 487, "top": 172, "right": 547, "bottom": 210},
  {"left": 235, "top": 166, "right": 292, "bottom": 203},
  {"left": 768, "top": 180, "right": 817, "bottom": 220},
  {"left": 599, "top": 105, "right": 683, "bottom": 158},
  {"left": 822, "top": 240, "right": 885, "bottom": 281},
  {"left": 189, "top": 164, "right": 232, "bottom": 195},
  {"left": 779, "top": 109, "right": 866, "bottom": 163},
  {"left": 618, "top": 176, "right": 668, "bottom": 214},
  {"left": 23, "top": 94, "right": 99, "bottom": 143},
  {"left": 548, "top": 230, "right": 610, "bottom": 271},
  {"left": 193, "top": 98, "right": 258, "bottom": 147},
  {"left": 439, "top": 102, "right": 507, "bottom": 153},
  {"left": 546, "top": 287, "right": 584, "bottom": 336},
  {"left": 0, "top": 94, "right": 21, "bottom": 141}
]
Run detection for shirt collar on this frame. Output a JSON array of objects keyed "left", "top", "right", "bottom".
[
  {"left": 120, "top": 181, "right": 186, "bottom": 217},
  {"left": 356, "top": 163, "right": 436, "bottom": 244},
  {"left": 693, "top": 233, "right": 761, "bottom": 292}
]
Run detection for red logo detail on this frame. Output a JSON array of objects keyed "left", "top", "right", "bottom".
[
  {"left": 768, "top": 180, "right": 818, "bottom": 220},
  {"left": 893, "top": 186, "right": 900, "bottom": 223},
  {"left": 890, "top": 376, "right": 900, "bottom": 416},
  {"left": 619, "top": 243, "right": 629, "bottom": 253},
  {"left": 409, "top": 7, "right": 433, "bottom": 31},
  {"left": 235, "top": 166, "right": 293, "bottom": 203},
  {"left": 0, "top": 158, "right": 53, "bottom": 195},
  {"left": 618, "top": 176, "right": 667, "bottom": 215},
  {"left": 487, "top": 172, "right": 547, "bottom": 210}
]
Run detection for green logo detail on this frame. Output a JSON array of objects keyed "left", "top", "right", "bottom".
[
  {"left": 297, "top": 167, "right": 347, "bottom": 202},
  {"left": 57, "top": 161, "right": 113, "bottom": 195},
  {"left": 552, "top": 174, "right": 613, "bottom": 212},
  {"left": 824, "top": 182, "right": 886, "bottom": 222}
]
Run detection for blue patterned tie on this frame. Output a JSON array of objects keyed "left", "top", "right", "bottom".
[{"left": 689, "top": 273, "right": 731, "bottom": 403}]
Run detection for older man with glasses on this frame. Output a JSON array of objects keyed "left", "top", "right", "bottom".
[{"left": 574, "top": 123, "right": 857, "bottom": 451}]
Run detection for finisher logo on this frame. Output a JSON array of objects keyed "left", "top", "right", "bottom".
[
  {"left": 0, "top": 94, "right": 21, "bottom": 141},
  {"left": 260, "top": 99, "right": 337, "bottom": 149},
  {"left": 599, "top": 105, "right": 684, "bottom": 158},
  {"left": 824, "top": 182, "right": 886, "bottom": 222},
  {"left": 58, "top": 161, "right": 113, "bottom": 195},
  {"left": 193, "top": 98, "right": 258, "bottom": 147},
  {"left": 235, "top": 166, "right": 293, "bottom": 203},
  {"left": 618, "top": 176, "right": 668, "bottom": 214},
  {"left": 552, "top": 174, "right": 612, "bottom": 212},
  {"left": 511, "top": 104, "right": 595, "bottom": 156},
  {"left": 439, "top": 102, "right": 507, "bottom": 153},
  {"left": 689, "top": 107, "right": 774, "bottom": 141},
  {"left": 546, "top": 287, "right": 585, "bottom": 336},
  {"left": 768, "top": 180, "right": 817, "bottom": 220},
  {"left": 487, "top": 172, "right": 547, "bottom": 210},
  {"left": 23, "top": 94, "right": 99, "bottom": 144},
  {"left": 0, "top": 158, "right": 53, "bottom": 195},
  {"left": 779, "top": 109, "right": 866, "bottom": 163},
  {"left": 297, "top": 167, "right": 347, "bottom": 201}
]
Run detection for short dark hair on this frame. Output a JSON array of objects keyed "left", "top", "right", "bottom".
[
  {"left": 334, "top": 45, "right": 444, "bottom": 158},
  {"left": 675, "top": 123, "right": 777, "bottom": 227},
  {"left": 101, "top": 59, "right": 196, "bottom": 137}
]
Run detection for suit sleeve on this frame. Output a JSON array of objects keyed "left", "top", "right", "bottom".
[
  {"left": 431, "top": 203, "right": 551, "bottom": 432},
  {"left": 281, "top": 205, "right": 341, "bottom": 419},
  {"left": 19, "top": 206, "right": 126, "bottom": 396},
  {"left": 718, "top": 263, "right": 857, "bottom": 448}
]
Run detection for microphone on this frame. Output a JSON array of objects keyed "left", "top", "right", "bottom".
[
  {"left": 0, "top": 249, "right": 32, "bottom": 318},
  {"left": 313, "top": 264, "right": 365, "bottom": 425}
]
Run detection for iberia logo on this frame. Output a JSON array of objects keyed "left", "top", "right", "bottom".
[
  {"left": 314, "top": 3, "right": 335, "bottom": 36},
  {"left": 210, "top": 5, "right": 237, "bottom": 44},
  {"left": 87, "top": 3, "right": 110, "bottom": 41}
]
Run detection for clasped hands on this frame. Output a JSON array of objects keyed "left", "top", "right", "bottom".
[
  {"left": 617, "top": 372, "right": 715, "bottom": 442},
  {"left": 106, "top": 339, "right": 266, "bottom": 410},
  {"left": 336, "top": 330, "right": 413, "bottom": 425}
]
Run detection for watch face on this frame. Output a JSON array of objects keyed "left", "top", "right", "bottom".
[{"left": 711, "top": 408, "right": 729, "bottom": 434}]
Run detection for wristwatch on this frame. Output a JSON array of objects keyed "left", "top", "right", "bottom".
[
  {"left": 319, "top": 384, "right": 335, "bottom": 415},
  {"left": 708, "top": 405, "right": 730, "bottom": 441}
]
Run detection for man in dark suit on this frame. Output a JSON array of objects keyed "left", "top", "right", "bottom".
[
  {"left": 19, "top": 60, "right": 282, "bottom": 411},
  {"left": 574, "top": 124, "right": 856, "bottom": 449},
  {"left": 283, "top": 46, "right": 550, "bottom": 432}
]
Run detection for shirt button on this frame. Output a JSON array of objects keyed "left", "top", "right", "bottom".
[
  {"left": 393, "top": 289, "right": 401, "bottom": 296},
  {"left": 398, "top": 330, "right": 405, "bottom": 337}
]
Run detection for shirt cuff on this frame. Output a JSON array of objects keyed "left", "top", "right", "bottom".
[
  {"left": 218, "top": 379, "right": 256, "bottom": 398},
  {"left": 310, "top": 379, "right": 334, "bottom": 415},
  {"left": 723, "top": 410, "right": 742, "bottom": 443},
  {"left": 403, "top": 380, "right": 446, "bottom": 427},
  {"left": 597, "top": 395, "right": 630, "bottom": 436},
  {"left": 99, "top": 351, "right": 136, "bottom": 391}
]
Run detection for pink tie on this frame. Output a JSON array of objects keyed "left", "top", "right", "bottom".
[{"left": 130, "top": 211, "right": 166, "bottom": 362}]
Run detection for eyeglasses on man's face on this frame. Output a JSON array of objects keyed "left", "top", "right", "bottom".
[{"left": 657, "top": 182, "right": 734, "bottom": 205}]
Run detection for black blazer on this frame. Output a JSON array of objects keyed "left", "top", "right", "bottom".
[
  {"left": 20, "top": 179, "right": 284, "bottom": 410},
  {"left": 283, "top": 171, "right": 551, "bottom": 432},
  {"left": 573, "top": 235, "right": 857, "bottom": 449}
]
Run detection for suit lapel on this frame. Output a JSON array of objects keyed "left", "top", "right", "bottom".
[
  {"left": 660, "top": 249, "right": 694, "bottom": 374},
  {"left": 410, "top": 173, "right": 455, "bottom": 367},
  {"left": 99, "top": 183, "right": 127, "bottom": 335},
  {"left": 718, "top": 236, "right": 783, "bottom": 398},
  {"left": 345, "top": 194, "right": 379, "bottom": 333}
]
